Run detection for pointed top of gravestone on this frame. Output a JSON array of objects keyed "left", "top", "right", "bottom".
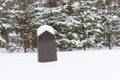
[{"left": 37, "top": 25, "right": 55, "bottom": 36}]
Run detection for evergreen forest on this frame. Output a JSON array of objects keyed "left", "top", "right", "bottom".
[{"left": 0, "top": 0, "right": 120, "bottom": 52}]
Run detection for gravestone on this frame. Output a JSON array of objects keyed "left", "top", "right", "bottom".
[{"left": 37, "top": 25, "right": 57, "bottom": 62}]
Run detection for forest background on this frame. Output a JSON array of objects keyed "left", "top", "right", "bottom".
[{"left": 0, "top": 0, "right": 120, "bottom": 52}]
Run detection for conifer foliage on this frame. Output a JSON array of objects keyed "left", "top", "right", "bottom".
[{"left": 0, "top": 0, "right": 120, "bottom": 52}]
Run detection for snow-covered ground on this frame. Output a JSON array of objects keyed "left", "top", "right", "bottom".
[{"left": 0, "top": 48, "right": 120, "bottom": 80}]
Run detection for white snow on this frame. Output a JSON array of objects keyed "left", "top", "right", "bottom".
[
  {"left": 0, "top": 48, "right": 120, "bottom": 80},
  {"left": 0, "top": 37, "right": 6, "bottom": 42},
  {"left": 37, "top": 25, "right": 55, "bottom": 36},
  {"left": 0, "top": 7, "right": 3, "bottom": 10},
  {"left": 2, "top": 23, "right": 11, "bottom": 28},
  {"left": 72, "top": 2, "right": 80, "bottom": 10},
  {"left": 9, "top": 32, "right": 17, "bottom": 37},
  {"left": 5, "top": 0, "right": 13, "bottom": 2}
]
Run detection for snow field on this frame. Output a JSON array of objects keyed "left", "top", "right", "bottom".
[{"left": 0, "top": 49, "right": 120, "bottom": 80}]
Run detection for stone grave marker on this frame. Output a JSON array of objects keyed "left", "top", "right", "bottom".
[{"left": 37, "top": 25, "right": 57, "bottom": 62}]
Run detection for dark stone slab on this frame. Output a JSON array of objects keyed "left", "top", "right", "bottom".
[{"left": 37, "top": 31, "right": 57, "bottom": 62}]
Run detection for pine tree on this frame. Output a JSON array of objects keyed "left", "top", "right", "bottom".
[
  {"left": 95, "top": 0, "right": 120, "bottom": 49},
  {"left": 0, "top": 0, "right": 13, "bottom": 50},
  {"left": 0, "top": 0, "right": 37, "bottom": 52},
  {"left": 70, "top": 1, "right": 97, "bottom": 50}
]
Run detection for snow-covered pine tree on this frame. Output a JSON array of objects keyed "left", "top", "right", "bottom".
[
  {"left": 56, "top": 0, "right": 76, "bottom": 51},
  {"left": 114, "top": 2, "right": 120, "bottom": 46},
  {"left": 1, "top": 0, "right": 37, "bottom": 52},
  {"left": 0, "top": 0, "right": 14, "bottom": 50},
  {"left": 0, "top": 0, "right": 3, "bottom": 47},
  {"left": 95, "top": 0, "right": 120, "bottom": 49},
  {"left": 69, "top": 0, "right": 97, "bottom": 50},
  {"left": 12, "top": 0, "right": 38, "bottom": 52}
]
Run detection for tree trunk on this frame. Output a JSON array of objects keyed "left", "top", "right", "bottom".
[{"left": 108, "top": 34, "right": 112, "bottom": 50}]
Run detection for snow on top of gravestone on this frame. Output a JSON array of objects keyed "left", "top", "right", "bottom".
[{"left": 37, "top": 25, "right": 55, "bottom": 36}]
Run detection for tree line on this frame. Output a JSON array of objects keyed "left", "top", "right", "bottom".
[{"left": 0, "top": 0, "right": 120, "bottom": 52}]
